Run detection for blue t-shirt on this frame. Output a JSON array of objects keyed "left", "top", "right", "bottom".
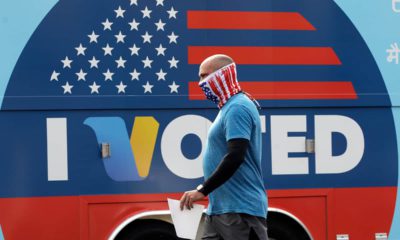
[{"left": 203, "top": 93, "right": 268, "bottom": 218}]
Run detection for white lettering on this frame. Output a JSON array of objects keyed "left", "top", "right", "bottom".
[
  {"left": 47, "top": 118, "right": 69, "bottom": 181},
  {"left": 315, "top": 115, "right": 364, "bottom": 174},
  {"left": 161, "top": 115, "right": 212, "bottom": 179},
  {"left": 271, "top": 115, "right": 308, "bottom": 175}
]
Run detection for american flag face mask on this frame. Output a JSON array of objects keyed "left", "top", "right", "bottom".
[{"left": 198, "top": 63, "right": 242, "bottom": 109}]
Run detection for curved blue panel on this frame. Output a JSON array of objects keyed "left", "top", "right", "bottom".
[
  {"left": 390, "top": 109, "right": 400, "bottom": 240},
  {"left": 332, "top": 1, "right": 400, "bottom": 238},
  {"left": 84, "top": 117, "right": 142, "bottom": 181},
  {"left": 0, "top": 0, "right": 58, "bottom": 106}
]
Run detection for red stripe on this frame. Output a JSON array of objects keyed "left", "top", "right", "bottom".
[
  {"left": 188, "top": 46, "right": 342, "bottom": 65},
  {"left": 187, "top": 11, "right": 316, "bottom": 30},
  {"left": 189, "top": 81, "right": 357, "bottom": 100},
  {"left": 215, "top": 74, "right": 229, "bottom": 102}
]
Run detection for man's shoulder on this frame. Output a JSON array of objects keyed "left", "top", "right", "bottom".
[
  {"left": 226, "top": 93, "right": 251, "bottom": 107},
  {"left": 225, "top": 94, "right": 258, "bottom": 115},
  {"left": 221, "top": 98, "right": 260, "bottom": 128}
]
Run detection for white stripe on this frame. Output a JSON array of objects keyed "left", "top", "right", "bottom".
[
  {"left": 260, "top": 115, "right": 266, "bottom": 133},
  {"left": 233, "top": 63, "right": 242, "bottom": 92},
  {"left": 220, "top": 73, "right": 232, "bottom": 99},
  {"left": 212, "top": 76, "right": 226, "bottom": 104},
  {"left": 227, "top": 65, "right": 236, "bottom": 92},
  {"left": 233, "top": 65, "right": 241, "bottom": 92},
  {"left": 47, "top": 118, "right": 68, "bottom": 181}
]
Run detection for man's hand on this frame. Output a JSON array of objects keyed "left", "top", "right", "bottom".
[{"left": 179, "top": 190, "right": 205, "bottom": 211}]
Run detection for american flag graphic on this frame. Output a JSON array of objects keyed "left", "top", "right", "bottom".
[
  {"left": 49, "top": 0, "right": 356, "bottom": 99},
  {"left": 50, "top": 0, "right": 182, "bottom": 95},
  {"left": 3, "top": 0, "right": 390, "bottom": 109}
]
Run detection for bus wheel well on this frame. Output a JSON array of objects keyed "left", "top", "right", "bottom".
[
  {"left": 114, "top": 219, "right": 177, "bottom": 240},
  {"left": 267, "top": 211, "right": 312, "bottom": 240},
  {"left": 112, "top": 210, "right": 312, "bottom": 240}
]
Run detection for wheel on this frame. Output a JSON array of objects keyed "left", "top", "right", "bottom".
[
  {"left": 116, "top": 219, "right": 182, "bottom": 240},
  {"left": 267, "top": 214, "right": 311, "bottom": 240}
]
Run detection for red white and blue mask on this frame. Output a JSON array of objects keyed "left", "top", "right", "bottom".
[{"left": 198, "top": 63, "right": 242, "bottom": 108}]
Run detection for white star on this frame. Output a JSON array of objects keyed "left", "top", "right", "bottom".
[
  {"left": 103, "top": 69, "right": 114, "bottom": 81},
  {"left": 142, "top": 56, "right": 153, "bottom": 68},
  {"left": 129, "top": 44, "right": 140, "bottom": 56},
  {"left": 75, "top": 43, "right": 86, "bottom": 56},
  {"left": 129, "top": 19, "right": 140, "bottom": 31},
  {"left": 156, "top": 69, "right": 167, "bottom": 81},
  {"left": 115, "top": 56, "right": 127, "bottom": 68},
  {"left": 116, "top": 81, "right": 127, "bottom": 94},
  {"left": 61, "top": 56, "right": 73, "bottom": 69},
  {"left": 130, "top": 0, "right": 138, "bottom": 6},
  {"left": 50, "top": 71, "right": 60, "bottom": 81},
  {"left": 88, "top": 31, "right": 99, "bottom": 43},
  {"left": 115, "top": 31, "right": 126, "bottom": 43},
  {"left": 156, "top": 0, "right": 164, "bottom": 6},
  {"left": 102, "top": 18, "right": 113, "bottom": 31},
  {"left": 141, "top": 31, "right": 153, "bottom": 43},
  {"left": 167, "top": 7, "right": 178, "bottom": 19},
  {"left": 168, "top": 56, "right": 179, "bottom": 68},
  {"left": 155, "top": 44, "right": 166, "bottom": 56},
  {"left": 62, "top": 82, "right": 73, "bottom": 94},
  {"left": 167, "top": 32, "right": 179, "bottom": 44},
  {"left": 143, "top": 81, "right": 154, "bottom": 93},
  {"left": 102, "top": 44, "right": 113, "bottom": 56},
  {"left": 76, "top": 69, "right": 87, "bottom": 81},
  {"left": 115, "top": 6, "right": 125, "bottom": 18},
  {"left": 155, "top": 19, "right": 166, "bottom": 31},
  {"left": 169, "top": 81, "right": 180, "bottom": 93},
  {"left": 130, "top": 69, "right": 141, "bottom": 80},
  {"left": 141, "top": 6, "right": 152, "bottom": 18},
  {"left": 89, "top": 82, "right": 101, "bottom": 94},
  {"left": 88, "top": 56, "right": 100, "bottom": 68}
]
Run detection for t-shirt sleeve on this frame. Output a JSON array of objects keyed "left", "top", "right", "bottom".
[{"left": 224, "top": 105, "right": 253, "bottom": 141}]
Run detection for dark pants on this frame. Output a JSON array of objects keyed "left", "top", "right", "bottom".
[{"left": 202, "top": 213, "right": 268, "bottom": 240}]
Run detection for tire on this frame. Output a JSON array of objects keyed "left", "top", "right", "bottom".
[
  {"left": 116, "top": 220, "right": 182, "bottom": 240},
  {"left": 267, "top": 215, "right": 311, "bottom": 240}
]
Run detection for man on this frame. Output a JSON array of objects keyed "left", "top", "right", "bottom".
[{"left": 179, "top": 54, "right": 268, "bottom": 240}]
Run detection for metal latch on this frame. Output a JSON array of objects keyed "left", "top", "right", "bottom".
[
  {"left": 337, "top": 234, "right": 349, "bottom": 240},
  {"left": 101, "top": 143, "right": 111, "bottom": 159},
  {"left": 305, "top": 139, "right": 315, "bottom": 153},
  {"left": 375, "top": 233, "right": 387, "bottom": 240}
]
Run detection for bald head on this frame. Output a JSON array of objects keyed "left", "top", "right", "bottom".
[{"left": 198, "top": 54, "right": 234, "bottom": 81}]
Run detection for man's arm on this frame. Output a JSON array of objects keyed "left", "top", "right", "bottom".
[
  {"left": 179, "top": 138, "right": 249, "bottom": 210},
  {"left": 198, "top": 138, "right": 249, "bottom": 196}
]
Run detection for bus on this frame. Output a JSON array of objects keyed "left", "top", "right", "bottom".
[{"left": 1, "top": 0, "right": 399, "bottom": 239}]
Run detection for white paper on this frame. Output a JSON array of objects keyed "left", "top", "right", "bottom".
[{"left": 167, "top": 198, "right": 205, "bottom": 240}]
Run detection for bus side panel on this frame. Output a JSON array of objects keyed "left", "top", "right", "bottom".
[
  {"left": 0, "top": 196, "right": 80, "bottom": 240},
  {"left": 389, "top": 107, "right": 400, "bottom": 240}
]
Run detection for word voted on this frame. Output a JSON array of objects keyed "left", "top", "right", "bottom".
[{"left": 46, "top": 115, "right": 364, "bottom": 181}]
